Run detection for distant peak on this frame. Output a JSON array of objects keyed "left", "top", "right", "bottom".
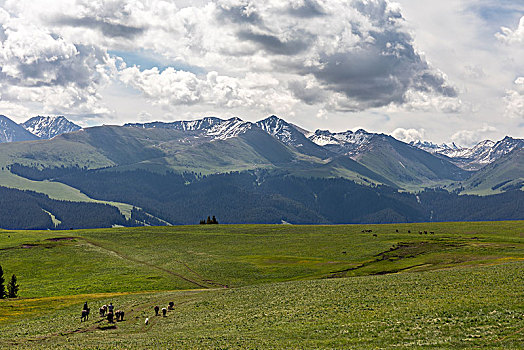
[
  {"left": 227, "top": 117, "right": 244, "bottom": 122},
  {"left": 257, "top": 115, "right": 287, "bottom": 124}
]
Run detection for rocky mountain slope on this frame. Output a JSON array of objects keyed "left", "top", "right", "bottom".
[
  {"left": 22, "top": 116, "right": 81, "bottom": 139},
  {"left": 0, "top": 115, "right": 40, "bottom": 143}
]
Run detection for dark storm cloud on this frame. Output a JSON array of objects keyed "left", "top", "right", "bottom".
[
  {"left": 288, "top": 80, "right": 327, "bottom": 105},
  {"left": 287, "top": 0, "right": 326, "bottom": 18},
  {"left": 53, "top": 16, "right": 145, "bottom": 39},
  {"left": 283, "top": 2, "right": 457, "bottom": 110},
  {"left": 237, "top": 30, "right": 314, "bottom": 55}
]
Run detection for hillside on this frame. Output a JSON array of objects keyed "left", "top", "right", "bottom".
[
  {"left": 351, "top": 134, "right": 469, "bottom": 189},
  {"left": 0, "top": 223, "right": 522, "bottom": 348},
  {"left": 458, "top": 147, "right": 524, "bottom": 194}
]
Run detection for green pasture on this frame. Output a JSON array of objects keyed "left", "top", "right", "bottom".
[{"left": 0, "top": 222, "right": 523, "bottom": 348}]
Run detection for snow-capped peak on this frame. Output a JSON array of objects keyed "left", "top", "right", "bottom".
[
  {"left": 411, "top": 136, "right": 523, "bottom": 170},
  {"left": 255, "top": 115, "right": 304, "bottom": 146},
  {"left": 309, "top": 129, "right": 374, "bottom": 147},
  {"left": 410, "top": 140, "right": 460, "bottom": 154},
  {"left": 206, "top": 117, "right": 253, "bottom": 140},
  {"left": 0, "top": 115, "right": 40, "bottom": 143},
  {"left": 126, "top": 117, "right": 253, "bottom": 141},
  {"left": 22, "top": 116, "right": 81, "bottom": 140}
]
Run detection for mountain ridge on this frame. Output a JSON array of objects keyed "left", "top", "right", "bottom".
[
  {"left": 0, "top": 115, "right": 40, "bottom": 143},
  {"left": 22, "top": 116, "right": 82, "bottom": 140}
]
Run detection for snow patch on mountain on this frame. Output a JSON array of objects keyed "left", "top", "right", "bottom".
[
  {"left": 206, "top": 117, "right": 254, "bottom": 140},
  {"left": 22, "top": 116, "right": 81, "bottom": 139},
  {"left": 0, "top": 115, "right": 40, "bottom": 143},
  {"left": 308, "top": 129, "right": 376, "bottom": 156},
  {"left": 126, "top": 117, "right": 253, "bottom": 141},
  {"left": 411, "top": 137, "right": 523, "bottom": 170},
  {"left": 256, "top": 115, "right": 308, "bottom": 147},
  {"left": 410, "top": 140, "right": 460, "bottom": 154}
]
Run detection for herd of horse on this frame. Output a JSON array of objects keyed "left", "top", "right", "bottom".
[
  {"left": 80, "top": 304, "right": 124, "bottom": 323},
  {"left": 81, "top": 301, "right": 176, "bottom": 323}
]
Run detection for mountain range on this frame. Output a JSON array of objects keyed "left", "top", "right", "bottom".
[
  {"left": 0, "top": 113, "right": 522, "bottom": 228},
  {"left": 0, "top": 115, "right": 81, "bottom": 142}
]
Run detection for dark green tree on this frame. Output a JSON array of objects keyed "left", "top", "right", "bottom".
[
  {"left": 206, "top": 216, "right": 212, "bottom": 224},
  {"left": 212, "top": 216, "right": 218, "bottom": 224},
  {"left": 7, "top": 274, "right": 19, "bottom": 298},
  {"left": 0, "top": 265, "right": 6, "bottom": 299}
]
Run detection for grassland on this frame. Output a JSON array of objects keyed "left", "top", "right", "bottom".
[{"left": 0, "top": 222, "right": 523, "bottom": 348}]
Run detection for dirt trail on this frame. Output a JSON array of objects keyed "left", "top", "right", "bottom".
[{"left": 79, "top": 238, "right": 227, "bottom": 289}]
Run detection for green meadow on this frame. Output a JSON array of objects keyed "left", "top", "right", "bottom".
[{"left": 0, "top": 222, "right": 523, "bottom": 348}]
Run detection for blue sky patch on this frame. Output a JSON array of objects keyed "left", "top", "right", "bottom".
[{"left": 110, "top": 49, "right": 206, "bottom": 75}]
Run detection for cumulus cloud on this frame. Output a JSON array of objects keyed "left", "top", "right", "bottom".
[
  {"left": 504, "top": 77, "right": 524, "bottom": 119},
  {"left": 391, "top": 128, "right": 425, "bottom": 143},
  {"left": 451, "top": 124, "right": 497, "bottom": 147},
  {"left": 119, "top": 66, "right": 297, "bottom": 115},
  {"left": 2, "top": 0, "right": 459, "bottom": 117},
  {"left": 496, "top": 15, "right": 524, "bottom": 44},
  {"left": 0, "top": 7, "right": 115, "bottom": 118}
]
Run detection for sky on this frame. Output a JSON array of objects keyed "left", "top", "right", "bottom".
[{"left": 0, "top": 0, "right": 522, "bottom": 146}]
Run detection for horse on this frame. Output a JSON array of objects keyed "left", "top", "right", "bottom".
[
  {"left": 81, "top": 308, "right": 90, "bottom": 322},
  {"left": 99, "top": 305, "right": 107, "bottom": 317},
  {"left": 115, "top": 310, "right": 125, "bottom": 322}
]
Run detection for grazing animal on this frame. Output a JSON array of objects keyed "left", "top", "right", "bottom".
[
  {"left": 424, "top": 231, "right": 428, "bottom": 234},
  {"left": 408, "top": 230, "right": 411, "bottom": 233},
  {"left": 395, "top": 229, "right": 399, "bottom": 233},
  {"left": 430, "top": 231, "right": 435, "bottom": 234},
  {"left": 115, "top": 310, "right": 124, "bottom": 321},
  {"left": 162, "top": 307, "right": 167, "bottom": 317},
  {"left": 99, "top": 305, "right": 107, "bottom": 317},
  {"left": 154, "top": 305, "right": 160, "bottom": 316},
  {"left": 81, "top": 308, "right": 90, "bottom": 322},
  {"left": 373, "top": 234, "right": 377, "bottom": 237},
  {"left": 168, "top": 301, "right": 175, "bottom": 310},
  {"left": 145, "top": 317, "right": 149, "bottom": 325},
  {"left": 419, "top": 231, "right": 423, "bottom": 234},
  {"left": 107, "top": 311, "right": 114, "bottom": 323}
]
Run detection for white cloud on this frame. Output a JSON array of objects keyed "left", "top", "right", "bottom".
[
  {"left": 451, "top": 124, "right": 497, "bottom": 147},
  {"left": 119, "top": 66, "right": 297, "bottom": 115},
  {"left": 1, "top": 0, "right": 459, "bottom": 116},
  {"left": 0, "top": 7, "right": 114, "bottom": 119},
  {"left": 391, "top": 128, "right": 425, "bottom": 143},
  {"left": 496, "top": 16, "right": 524, "bottom": 44},
  {"left": 504, "top": 77, "right": 524, "bottom": 119}
]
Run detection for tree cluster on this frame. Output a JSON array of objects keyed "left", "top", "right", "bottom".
[
  {"left": 199, "top": 216, "right": 219, "bottom": 225},
  {"left": 0, "top": 265, "right": 19, "bottom": 299}
]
